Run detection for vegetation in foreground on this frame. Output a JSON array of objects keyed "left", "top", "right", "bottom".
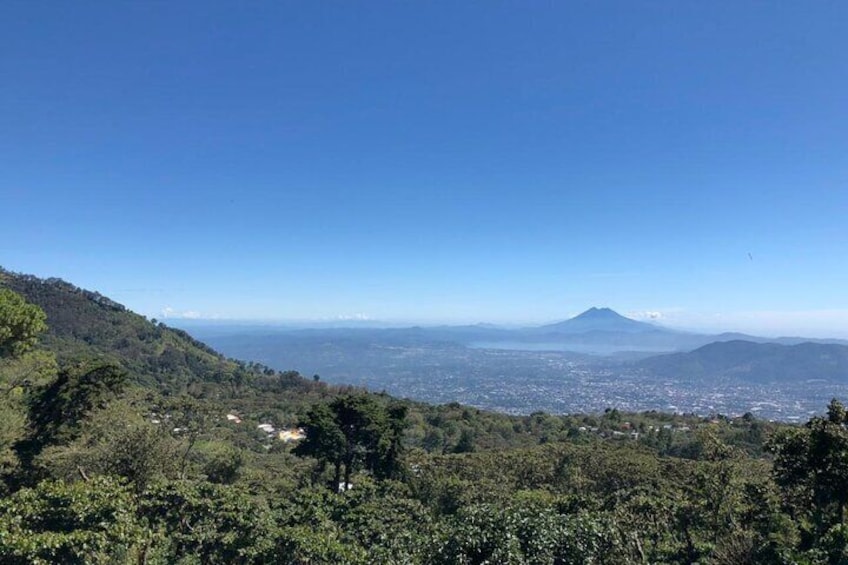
[{"left": 3, "top": 272, "right": 848, "bottom": 564}]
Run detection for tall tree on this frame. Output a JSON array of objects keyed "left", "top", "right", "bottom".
[
  {"left": 0, "top": 289, "right": 51, "bottom": 490},
  {"left": 15, "top": 362, "right": 127, "bottom": 480},
  {"left": 295, "top": 395, "right": 407, "bottom": 489},
  {"left": 371, "top": 404, "right": 408, "bottom": 480},
  {"left": 295, "top": 402, "right": 347, "bottom": 486},
  {"left": 333, "top": 395, "right": 383, "bottom": 488},
  {"left": 0, "top": 288, "right": 47, "bottom": 359}
]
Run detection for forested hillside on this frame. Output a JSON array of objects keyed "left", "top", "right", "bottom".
[
  {"left": 2, "top": 271, "right": 848, "bottom": 563},
  {"left": 0, "top": 269, "right": 260, "bottom": 391}
]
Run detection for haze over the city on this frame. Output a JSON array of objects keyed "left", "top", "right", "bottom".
[{"left": 3, "top": 2, "right": 847, "bottom": 337}]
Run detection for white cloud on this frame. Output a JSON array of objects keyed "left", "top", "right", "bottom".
[
  {"left": 628, "top": 310, "right": 664, "bottom": 321},
  {"left": 160, "top": 306, "right": 214, "bottom": 320},
  {"left": 335, "top": 313, "right": 371, "bottom": 321}
]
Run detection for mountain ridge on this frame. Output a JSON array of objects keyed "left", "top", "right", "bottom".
[
  {"left": 637, "top": 339, "right": 848, "bottom": 383},
  {"left": 184, "top": 306, "right": 848, "bottom": 357},
  {"left": 0, "top": 268, "right": 264, "bottom": 391}
]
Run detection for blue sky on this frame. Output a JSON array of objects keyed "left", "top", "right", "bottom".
[{"left": 2, "top": 2, "right": 847, "bottom": 336}]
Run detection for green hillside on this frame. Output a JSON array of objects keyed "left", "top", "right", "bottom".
[{"left": 0, "top": 268, "right": 256, "bottom": 391}]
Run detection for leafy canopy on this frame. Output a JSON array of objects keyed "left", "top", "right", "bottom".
[{"left": 0, "top": 288, "right": 47, "bottom": 358}]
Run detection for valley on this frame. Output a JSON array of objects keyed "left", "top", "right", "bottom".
[{"left": 186, "top": 308, "right": 848, "bottom": 421}]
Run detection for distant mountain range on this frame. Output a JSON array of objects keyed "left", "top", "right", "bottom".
[
  {"left": 637, "top": 340, "right": 848, "bottom": 383},
  {"left": 181, "top": 307, "right": 848, "bottom": 385},
  {"left": 184, "top": 306, "right": 848, "bottom": 358}
]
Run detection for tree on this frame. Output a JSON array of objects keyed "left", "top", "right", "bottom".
[
  {"left": 453, "top": 428, "right": 476, "bottom": 454},
  {"left": 0, "top": 288, "right": 47, "bottom": 359},
  {"left": 165, "top": 395, "right": 218, "bottom": 479},
  {"left": 34, "top": 397, "right": 179, "bottom": 493},
  {"left": 770, "top": 399, "right": 848, "bottom": 534},
  {"left": 0, "top": 289, "right": 53, "bottom": 398},
  {"left": 333, "top": 395, "right": 381, "bottom": 488},
  {"left": 295, "top": 402, "right": 347, "bottom": 487},
  {"left": 201, "top": 441, "right": 244, "bottom": 485},
  {"left": 372, "top": 404, "right": 408, "bottom": 480},
  {"left": 295, "top": 395, "right": 407, "bottom": 490},
  {"left": 16, "top": 362, "right": 127, "bottom": 478},
  {"left": 0, "top": 290, "right": 52, "bottom": 490}
]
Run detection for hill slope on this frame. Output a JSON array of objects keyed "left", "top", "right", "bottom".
[
  {"left": 638, "top": 339, "right": 848, "bottom": 383},
  {"left": 0, "top": 268, "right": 254, "bottom": 390}
]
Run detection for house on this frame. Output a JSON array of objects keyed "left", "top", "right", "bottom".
[{"left": 278, "top": 428, "right": 306, "bottom": 442}]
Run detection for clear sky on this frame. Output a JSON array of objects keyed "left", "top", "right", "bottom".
[{"left": 2, "top": 2, "right": 847, "bottom": 336}]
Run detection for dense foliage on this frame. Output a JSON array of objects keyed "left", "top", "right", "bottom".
[{"left": 3, "top": 271, "right": 848, "bottom": 563}]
